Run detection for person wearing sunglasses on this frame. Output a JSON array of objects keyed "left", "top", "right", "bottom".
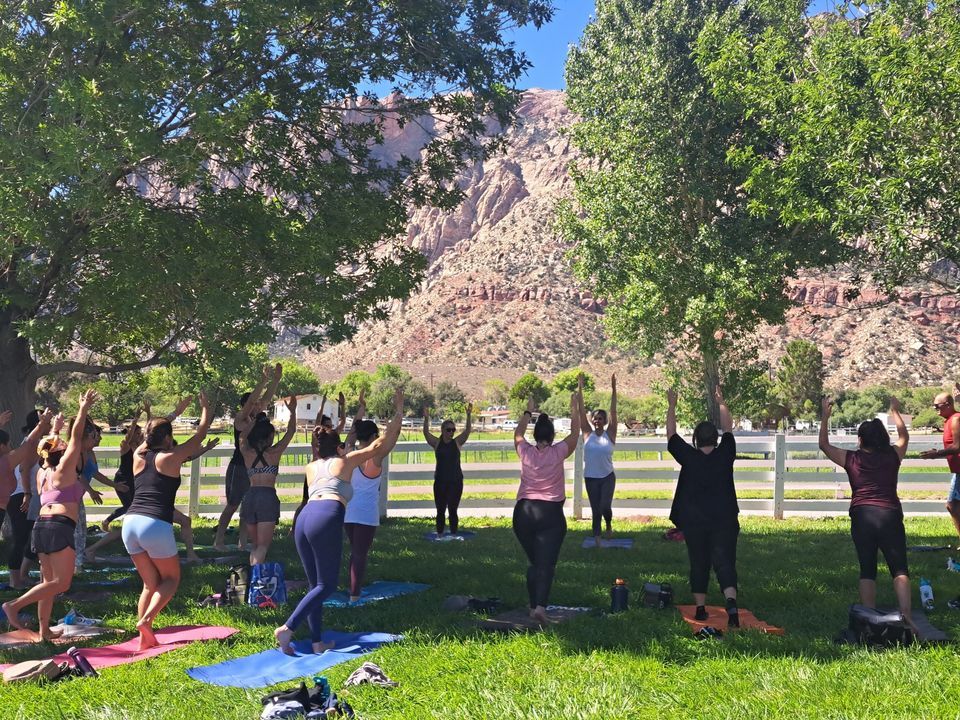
[
  {"left": 422, "top": 402, "right": 472, "bottom": 536},
  {"left": 920, "top": 385, "right": 960, "bottom": 546}
]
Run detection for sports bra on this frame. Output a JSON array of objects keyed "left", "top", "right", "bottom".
[
  {"left": 39, "top": 468, "right": 86, "bottom": 506},
  {"left": 248, "top": 449, "right": 279, "bottom": 477},
  {"left": 307, "top": 458, "right": 353, "bottom": 504}
]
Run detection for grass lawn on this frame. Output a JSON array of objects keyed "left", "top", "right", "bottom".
[{"left": 3, "top": 515, "right": 960, "bottom": 719}]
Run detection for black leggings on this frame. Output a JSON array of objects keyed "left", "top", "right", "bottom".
[
  {"left": 850, "top": 505, "right": 909, "bottom": 580},
  {"left": 585, "top": 473, "right": 616, "bottom": 537},
  {"left": 7, "top": 494, "right": 36, "bottom": 569},
  {"left": 104, "top": 483, "right": 135, "bottom": 525},
  {"left": 512, "top": 499, "right": 567, "bottom": 608},
  {"left": 433, "top": 479, "right": 464, "bottom": 535},
  {"left": 683, "top": 523, "right": 739, "bottom": 594}
]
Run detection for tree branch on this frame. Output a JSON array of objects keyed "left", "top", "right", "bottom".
[{"left": 30, "top": 332, "right": 185, "bottom": 381}]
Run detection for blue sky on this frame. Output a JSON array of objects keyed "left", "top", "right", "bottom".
[{"left": 511, "top": 0, "right": 839, "bottom": 90}]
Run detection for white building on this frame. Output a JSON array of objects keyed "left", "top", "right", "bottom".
[
  {"left": 875, "top": 412, "right": 913, "bottom": 432},
  {"left": 273, "top": 394, "right": 340, "bottom": 426}
]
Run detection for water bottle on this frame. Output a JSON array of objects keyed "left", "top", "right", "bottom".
[
  {"left": 66, "top": 646, "right": 98, "bottom": 678},
  {"left": 919, "top": 577, "right": 934, "bottom": 612},
  {"left": 610, "top": 578, "right": 629, "bottom": 613}
]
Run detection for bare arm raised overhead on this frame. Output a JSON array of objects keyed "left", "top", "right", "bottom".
[
  {"left": 157, "top": 391, "right": 214, "bottom": 473},
  {"left": 514, "top": 397, "right": 535, "bottom": 451},
  {"left": 819, "top": 396, "right": 848, "bottom": 468},
  {"left": 455, "top": 403, "right": 473, "bottom": 448},
  {"left": 608, "top": 374, "right": 618, "bottom": 444},
  {"left": 665, "top": 388, "right": 678, "bottom": 439},
  {"left": 716, "top": 385, "right": 733, "bottom": 434},
  {"left": 888, "top": 396, "right": 909, "bottom": 461},
  {"left": 422, "top": 401, "right": 439, "bottom": 449},
  {"left": 578, "top": 374, "right": 592, "bottom": 442},
  {"left": 562, "top": 390, "right": 584, "bottom": 457}
]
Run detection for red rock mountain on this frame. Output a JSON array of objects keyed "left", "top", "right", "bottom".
[{"left": 304, "top": 89, "right": 959, "bottom": 397}]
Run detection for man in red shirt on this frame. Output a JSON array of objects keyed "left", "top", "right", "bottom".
[{"left": 920, "top": 386, "right": 960, "bottom": 545}]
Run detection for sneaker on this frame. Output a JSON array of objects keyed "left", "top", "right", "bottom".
[
  {"left": 948, "top": 596, "right": 960, "bottom": 610},
  {"left": 727, "top": 611, "right": 740, "bottom": 629},
  {"left": 694, "top": 606, "right": 708, "bottom": 621},
  {"left": 695, "top": 626, "right": 722, "bottom": 640}
]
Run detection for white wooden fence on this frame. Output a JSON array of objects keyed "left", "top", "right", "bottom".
[{"left": 80, "top": 435, "right": 953, "bottom": 521}]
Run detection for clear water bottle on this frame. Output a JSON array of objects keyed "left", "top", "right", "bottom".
[
  {"left": 919, "top": 577, "right": 934, "bottom": 612},
  {"left": 66, "top": 646, "right": 98, "bottom": 678},
  {"left": 610, "top": 578, "right": 629, "bottom": 613}
]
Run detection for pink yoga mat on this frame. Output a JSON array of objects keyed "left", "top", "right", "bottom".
[{"left": 0, "top": 625, "right": 237, "bottom": 671}]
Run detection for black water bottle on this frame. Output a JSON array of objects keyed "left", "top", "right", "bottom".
[{"left": 610, "top": 578, "right": 629, "bottom": 613}]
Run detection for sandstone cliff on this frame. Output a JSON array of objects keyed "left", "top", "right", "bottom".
[{"left": 304, "top": 89, "right": 959, "bottom": 397}]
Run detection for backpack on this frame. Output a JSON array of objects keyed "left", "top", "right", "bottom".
[
  {"left": 642, "top": 582, "right": 674, "bottom": 609},
  {"left": 223, "top": 564, "right": 250, "bottom": 606},
  {"left": 3, "top": 659, "right": 70, "bottom": 684},
  {"left": 249, "top": 562, "right": 287, "bottom": 607},
  {"left": 845, "top": 604, "right": 914, "bottom": 646}
]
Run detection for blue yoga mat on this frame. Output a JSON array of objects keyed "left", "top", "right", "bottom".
[
  {"left": 423, "top": 531, "right": 476, "bottom": 542},
  {"left": 186, "top": 631, "right": 401, "bottom": 688},
  {"left": 324, "top": 581, "right": 429, "bottom": 608},
  {"left": 580, "top": 537, "right": 634, "bottom": 549}
]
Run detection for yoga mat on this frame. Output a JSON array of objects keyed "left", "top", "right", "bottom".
[
  {"left": 678, "top": 605, "right": 785, "bottom": 636},
  {"left": 0, "top": 624, "right": 120, "bottom": 651},
  {"left": 580, "top": 537, "right": 634, "bottom": 549},
  {"left": 908, "top": 545, "right": 952, "bottom": 552},
  {"left": 324, "top": 581, "right": 429, "bottom": 608},
  {"left": 184, "top": 555, "right": 243, "bottom": 566},
  {"left": 0, "top": 625, "right": 238, "bottom": 672},
  {"left": 88, "top": 555, "right": 134, "bottom": 566},
  {"left": 478, "top": 606, "right": 589, "bottom": 632},
  {"left": 72, "top": 577, "right": 133, "bottom": 587},
  {"left": 878, "top": 607, "right": 949, "bottom": 644},
  {"left": 423, "top": 531, "right": 476, "bottom": 542},
  {"left": 186, "top": 631, "right": 401, "bottom": 688}
]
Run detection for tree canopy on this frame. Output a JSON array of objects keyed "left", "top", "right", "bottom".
[
  {"left": 0, "top": 0, "right": 553, "bottom": 431},
  {"left": 558, "top": 0, "right": 841, "bottom": 422},
  {"left": 699, "top": 0, "right": 960, "bottom": 292}
]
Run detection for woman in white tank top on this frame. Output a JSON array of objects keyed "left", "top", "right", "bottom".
[
  {"left": 580, "top": 374, "right": 618, "bottom": 546},
  {"left": 342, "top": 389, "right": 402, "bottom": 601}
]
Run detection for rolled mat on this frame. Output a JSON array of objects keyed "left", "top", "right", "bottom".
[
  {"left": 186, "top": 631, "right": 401, "bottom": 688},
  {"left": 580, "top": 537, "right": 634, "bottom": 549},
  {"left": 677, "top": 605, "right": 785, "bottom": 636},
  {"left": 423, "top": 531, "right": 476, "bottom": 542},
  {"left": 0, "top": 625, "right": 238, "bottom": 672},
  {"left": 324, "top": 581, "right": 429, "bottom": 608}
]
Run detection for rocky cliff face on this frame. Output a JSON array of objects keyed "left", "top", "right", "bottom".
[{"left": 304, "top": 89, "right": 959, "bottom": 396}]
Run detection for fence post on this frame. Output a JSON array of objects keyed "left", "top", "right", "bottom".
[
  {"left": 379, "top": 452, "right": 391, "bottom": 520},
  {"left": 189, "top": 456, "right": 201, "bottom": 519},
  {"left": 573, "top": 437, "right": 584, "bottom": 521},
  {"left": 773, "top": 433, "right": 786, "bottom": 520}
]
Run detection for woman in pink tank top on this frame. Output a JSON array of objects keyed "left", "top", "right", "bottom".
[{"left": 2, "top": 393, "right": 93, "bottom": 643}]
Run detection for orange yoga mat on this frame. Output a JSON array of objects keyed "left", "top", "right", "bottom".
[{"left": 677, "top": 605, "right": 785, "bottom": 636}]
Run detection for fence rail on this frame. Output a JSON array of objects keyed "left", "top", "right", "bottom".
[{"left": 78, "top": 435, "right": 953, "bottom": 521}]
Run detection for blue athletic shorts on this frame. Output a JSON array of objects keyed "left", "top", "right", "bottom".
[
  {"left": 948, "top": 474, "right": 960, "bottom": 503},
  {"left": 122, "top": 513, "right": 178, "bottom": 559}
]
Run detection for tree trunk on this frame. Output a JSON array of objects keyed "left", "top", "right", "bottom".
[
  {"left": 702, "top": 343, "right": 721, "bottom": 427},
  {"left": 0, "top": 315, "right": 39, "bottom": 446}
]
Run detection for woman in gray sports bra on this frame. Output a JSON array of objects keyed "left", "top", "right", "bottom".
[{"left": 276, "top": 390, "right": 401, "bottom": 655}]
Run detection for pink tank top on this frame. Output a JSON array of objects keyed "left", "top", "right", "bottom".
[{"left": 39, "top": 468, "right": 85, "bottom": 506}]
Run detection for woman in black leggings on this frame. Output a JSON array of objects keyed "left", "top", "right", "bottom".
[
  {"left": 423, "top": 403, "right": 472, "bottom": 536},
  {"left": 512, "top": 390, "right": 582, "bottom": 624},
  {"left": 820, "top": 395, "right": 914, "bottom": 626},
  {"left": 666, "top": 386, "right": 741, "bottom": 627}
]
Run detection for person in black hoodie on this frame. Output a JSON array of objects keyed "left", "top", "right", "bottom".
[{"left": 666, "top": 385, "right": 740, "bottom": 627}]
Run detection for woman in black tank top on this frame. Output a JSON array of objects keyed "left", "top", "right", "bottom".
[{"left": 422, "top": 404, "right": 472, "bottom": 536}]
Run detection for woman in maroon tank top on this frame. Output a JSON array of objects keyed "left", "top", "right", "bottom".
[{"left": 819, "top": 395, "right": 915, "bottom": 629}]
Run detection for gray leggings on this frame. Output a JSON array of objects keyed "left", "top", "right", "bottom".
[{"left": 585, "top": 472, "right": 616, "bottom": 536}]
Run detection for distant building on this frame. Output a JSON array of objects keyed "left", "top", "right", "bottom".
[
  {"left": 874, "top": 412, "right": 913, "bottom": 432},
  {"left": 273, "top": 394, "right": 339, "bottom": 426}
]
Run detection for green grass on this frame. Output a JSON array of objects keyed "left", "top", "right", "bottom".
[{"left": 4, "top": 516, "right": 960, "bottom": 719}]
